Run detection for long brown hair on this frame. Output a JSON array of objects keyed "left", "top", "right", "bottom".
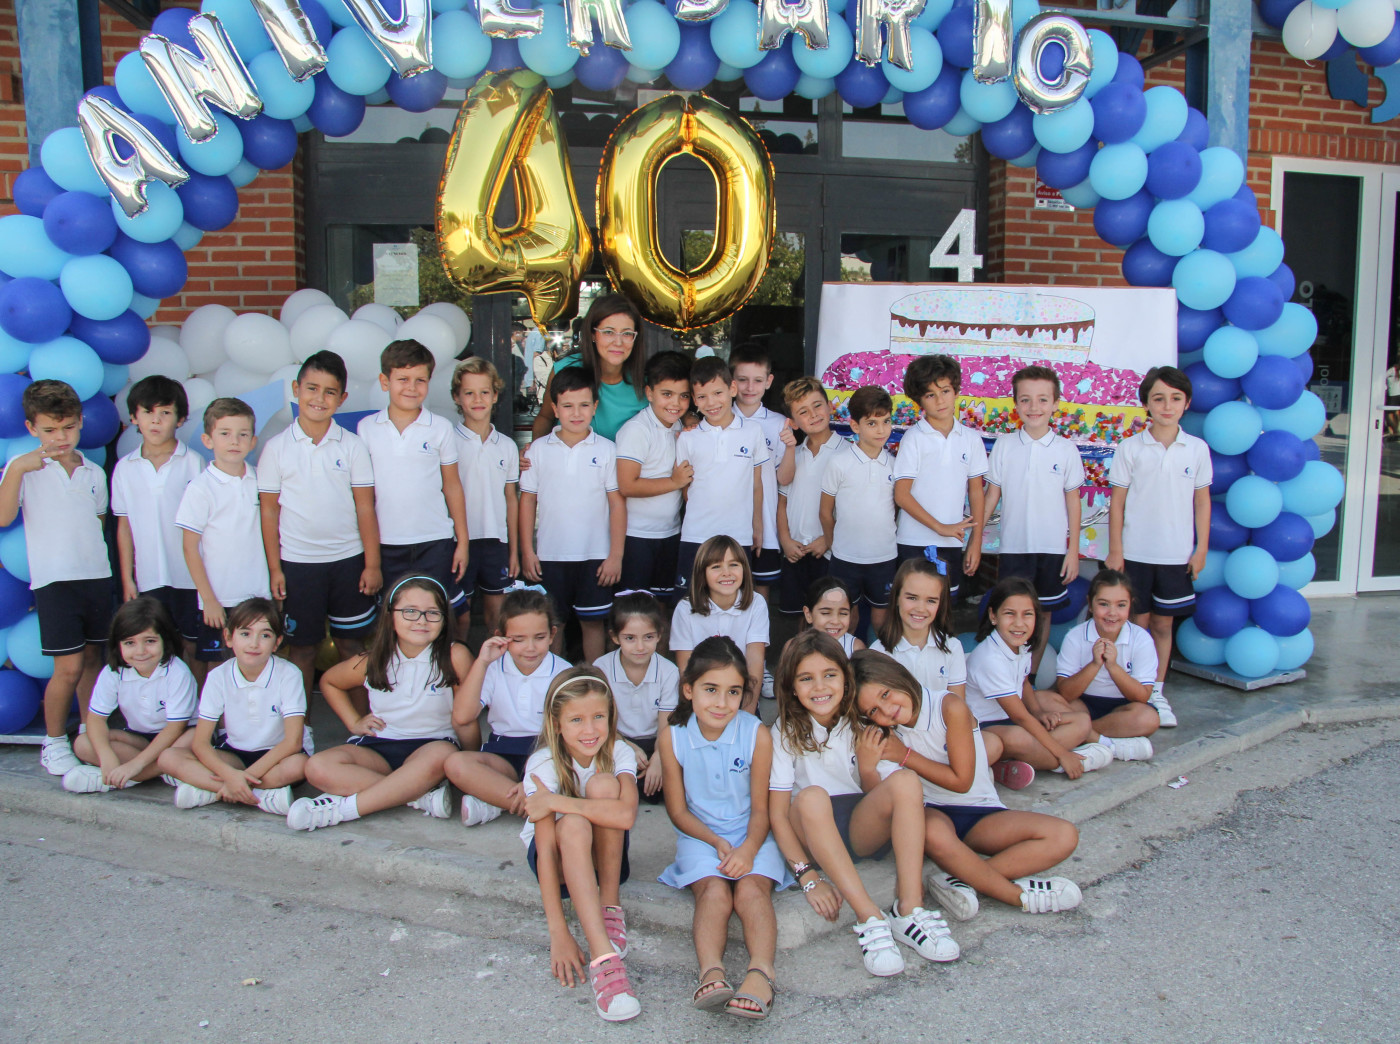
[
  {"left": 687, "top": 535, "right": 755, "bottom": 614},
  {"left": 850, "top": 649, "right": 924, "bottom": 729},
  {"left": 364, "top": 575, "right": 459, "bottom": 693},
  {"left": 670, "top": 636, "right": 748, "bottom": 727},
  {"left": 977, "top": 577, "right": 1040, "bottom": 642},
  {"left": 773, "top": 630, "right": 859, "bottom": 756},
  {"left": 579, "top": 293, "right": 647, "bottom": 392},
  {"left": 877, "top": 558, "right": 953, "bottom": 653},
  {"left": 538, "top": 666, "right": 618, "bottom": 799}
]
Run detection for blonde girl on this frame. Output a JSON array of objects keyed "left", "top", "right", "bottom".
[{"left": 670, "top": 535, "right": 769, "bottom": 711}]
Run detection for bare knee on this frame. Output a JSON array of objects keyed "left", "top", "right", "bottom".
[
  {"left": 1148, "top": 614, "right": 1174, "bottom": 641},
  {"left": 884, "top": 766, "right": 922, "bottom": 799},
  {"left": 304, "top": 752, "right": 341, "bottom": 789},
  {"left": 1047, "top": 818, "right": 1079, "bottom": 860},
  {"left": 790, "top": 785, "right": 832, "bottom": 828},
  {"left": 585, "top": 772, "right": 620, "bottom": 799},
  {"left": 922, "top": 813, "right": 961, "bottom": 858},
  {"left": 556, "top": 812, "right": 593, "bottom": 848},
  {"left": 693, "top": 876, "right": 734, "bottom": 912},
  {"left": 734, "top": 875, "right": 772, "bottom": 910}
]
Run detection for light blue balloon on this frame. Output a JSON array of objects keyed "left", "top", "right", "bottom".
[
  {"left": 0, "top": 215, "right": 73, "bottom": 280},
  {"left": 0, "top": 625, "right": 10, "bottom": 667},
  {"left": 1033, "top": 97, "right": 1095, "bottom": 154},
  {"left": 1147, "top": 199, "right": 1204, "bottom": 256},
  {"left": 1083, "top": 29, "right": 1119, "bottom": 99},
  {"left": 1258, "top": 390, "right": 1326, "bottom": 440},
  {"left": 1193, "top": 548, "right": 1229, "bottom": 591},
  {"left": 1273, "top": 627, "right": 1314, "bottom": 670},
  {"left": 795, "top": 74, "right": 837, "bottom": 99},
  {"left": 1203, "top": 399, "right": 1262, "bottom": 455},
  {"left": 1202, "top": 326, "right": 1259, "bottom": 379},
  {"left": 114, "top": 52, "right": 176, "bottom": 123},
  {"left": 1009, "top": 145, "right": 1041, "bottom": 168},
  {"left": 516, "top": 8, "right": 576, "bottom": 77},
  {"left": 174, "top": 222, "right": 206, "bottom": 251},
  {"left": 914, "top": 0, "right": 955, "bottom": 30},
  {"left": 293, "top": 114, "right": 314, "bottom": 133},
  {"left": 1179, "top": 409, "right": 1207, "bottom": 437},
  {"left": 0, "top": 527, "right": 28, "bottom": 584},
  {"left": 1172, "top": 248, "right": 1236, "bottom": 310},
  {"left": 9, "top": 610, "right": 54, "bottom": 678},
  {"left": 60, "top": 255, "right": 134, "bottom": 321},
  {"left": 1225, "top": 475, "right": 1284, "bottom": 530},
  {"left": 323, "top": 0, "right": 355, "bottom": 24},
  {"left": 364, "top": 88, "right": 391, "bottom": 105},
  {"left": 711, "top": 2, "right": 765, "bottom": 70},
  {"left": 431, "top": 0, "right": 470, "bottom": 10},
  {"left": 433, "top": 11, "right": 493, "bottom": 79},
  {"left": 27, "top": 336, "right": 105, "bottom": 400},
  {"left": 625, "top": 64, "right": 660, "bottom": 85},
  {"left": 1279, "top": 459, "right": 1344, "bottom": 515},
  {"left": 249, "top": 50, "right": 316, "bottom": 120},
  {"left": 1088, "top": 142, "right": 1148, "bottom": 201},
  {"left": 39, "top": 128, "right": 107, "bottom": 196},
  {"left": 1178, "top": 347, "right": 1206, "bottom": 368},
  {"left": 714, "top": 62, "right": 745, "bottom": 81},
  {"left": 327, "top": 25, "right": 393, "bottom": 95},
  {"left": 944, "top": 108, "right": 983, "bottom": 136},
  {"left": 177, "top": 112, "right": 244, "bottom": 177},
  {"left": 227, "top": 159, "right": 259, "bottom": 189},
  {"left": 544, "top": 71, "right": 577, "bottom": 88},
  {"left": 1186, "top": 147, "right": 1245, "bottom": 209},
  {"left": 1227, "top": 226, "right": 1285, "bottom": 278},
  {"left": 1255, "top": 302, "right": 1317, "bottom": 357},
  {"left": 111, "top": 181, "right": 184, "bottom": 244},
  {"left": 882, "top": 86, "right": 903, "bottom": 105},
  {"left": 1224, "top": 545, "right": 1280, "bottom": 600},
  {"left": 960, "top": 70, "right": 1018, "bottom": 123},
  {"left": 5, "top": 435, "right": 39, "bottom": 464},
  {"left": 1276, "top": 553, "right": 1316, "bottom": 590},
  {"left": 1225, "top": 626, "right": 1280, "bottom": 678},
  {"left": 625, "top": 1, "right": 681, "bottom": 71},
  {"left": 0, "top": 330, "right": 32, "bottom": 373},
  {"left": 1131, "top": 86, "right": 1188, "bottom": 152},
  {"left": 101, "top": 362, "right": 130, "bottom": 396},
  {"left": 1060, "top": 178, "right": 1101, "bottom": 210},
  {"left": 1012, "top": 0, "right": 1041, "bottom": 31},
  {"left": 1313, "top": 0, "right": 1348, "bottom": 7},
  {"left": 795, "top": 17, "right": 854, "bottom": 79},
  {"left": 130, "top": 292, "right": 161, "bottom": 319},
  {"left": 1304, "top": 508, "right": 1335, "bottom": 538},
  {"left": 200, "top": 0, "right": 273, "bottom": 58},
  {"left": 885, "top": 30, "right": 942, "bottom": 92},
  {"left": 1176, "top": 617, "right": 1227, "bottom": 665}
]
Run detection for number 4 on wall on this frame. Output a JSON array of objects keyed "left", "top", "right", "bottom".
[{"left": 929, "top": 209, "right": 983, "bottom": 282}]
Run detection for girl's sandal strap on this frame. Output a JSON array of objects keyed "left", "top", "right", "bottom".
[
  {"left": 692, "top": 967, "right": 734, "bottom": 1011},
  {"left": 724, "top": 967, "right": 776, "bottom": 1020}
]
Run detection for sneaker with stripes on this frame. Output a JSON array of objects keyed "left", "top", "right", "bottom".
[
  {"left": 924, "top": 869, "right": 979, "bottom": 921},
  {"left": 1016, "top": 876, "right": 1083, "bottom": 914},
  {"left": 852, "top": 915, "right": 905, "bottom": 976},
  {"left": 889, "top": 902, "right": 960, "bottom": 962}
]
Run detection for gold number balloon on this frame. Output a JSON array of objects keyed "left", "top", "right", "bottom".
[
  {"left": 597, "top": 93, "right": 776, "bottom": 331},
  {"left": 437, "top": 70, "right": 593, "bottom": 326}
]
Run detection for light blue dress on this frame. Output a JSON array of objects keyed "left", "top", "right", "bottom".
[{"left": 658, "top": 711, "right": 793, "bottom": 890}]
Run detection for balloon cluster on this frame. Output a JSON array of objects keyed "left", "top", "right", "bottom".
[{"left": 1260, "top": 0, "right": 1400, "bottom": 68}]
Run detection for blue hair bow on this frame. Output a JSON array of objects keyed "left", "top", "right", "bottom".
[{"left": 921, "top": 548, "right": 948, "bottom": 575}]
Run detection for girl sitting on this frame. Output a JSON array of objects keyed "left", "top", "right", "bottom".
[
  {"left": 594, "top": 591, "right": 679, "bottom": 803},
  {"left": 796, "top": 576, "right": 864, "bottom": 656},
  {"left": 869, "top": 558, "right": 965, "bottom": 700},
  {"left": 670, "top": 535, "right": 769, "bottom": 712}
]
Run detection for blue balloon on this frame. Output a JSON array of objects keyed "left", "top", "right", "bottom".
[
  {"left": 1246, "top": 429, "right": 1307, "bottom": 482},
  {"left": 327, "top": 25, "right": 394, "bottom": 95},
  {"left": 744, "top": 43, "right": 801, "bottom": 100},
  {"left": 486, "top": 37, "right": 524, "bottom": 73},
  {"left": 101, "top": 362, "right": 129, "bottom": 397},
  {"left": 1259, "top": 390, "right": 1327, "bottom": 441},
  {"left": 902, "top": 64, "right": 961, "bottom": 130},
  {"left": 0, "top": 277, "right": 72, "bottom": 343},
  {"left": 1179, "top": 410, "right": 1207, "bottom": 438},
  {"left": 1092, "top": 190, "right": 1153, "bottom": 247},
  {"left": 1209, "top": 452, "right": 1248, "bottom": 496},
  {"left": 239, "top": 114, "right": 300, "bottom": 171},
  {"left": 1146, "top": 199, "right": 1204, "bottom": 257},
  {"left": 1032, "top": 97, "right": 1095, "bottom": 154},
  {"left": 60, "top": 255, "right": 134, "bottom": 322},
  {"left": 576, "top": 42, "right": 629, "bottom": 91},
  {"left": 1226, "top": 475, "right": 1284, "bottom": 530},
  {"left": 175, "top": 172, "right": 240, "bottom": 233},
  {"left": 1173, "top": 249, "right": 1236, "bottom": 311},
  {"left": 28, "top": 336, "right": 105, "bottom": 400},
  {"left": 1210, "top": 507, "right": 1249, "bottom": 552},
  {"left": 1225, "top": 626, "right": 1280, "bottom": 677},
  {"left": 1227, "top": 226, "right": 1286, "bottom": 279},
  {"left": 0, "top": 527, "right": 28, "bottom": 584},
  {"left": 1050, "top": 577, "right": 1089, "bottom": 624},
  {"left": 1122, "top": 237, "right": 1177, "bottom": 287},
  {"left": 0, "top": 374, "right": 32, "bottom": 438},
  {"left": 1090, "top": 81, "right": 1147, "bottom": 144},
  {"left": 1267, "top": 262, "right": 1296, "bottom": 302},
  {"left": 40, "top": 127, "right": 105, "bottom": 195},
  {"left": 1195, "top": 585, "right": 1250, "bottom": 638},
  {"left": 1222, "top": 275, "right": 1286, "bottom": 332},
  {"left": 711, "top": 1, "right": 765, "bottom": 69},
  {"left": 66, "top": 310, "right": 150, "bottom": 365},
  {"left": 111, "top": 181, "right": 184, "bottom": 244},
  {"left": 107, "top": 235, "right": 188, "bottom": 300},
  {"left": 981, "top": 103, "right": 1036, "bottom": 160},
  {"left": 1035, "top": 139, "right": 1094, "bottom": 191},
  {"left": 0, "top": 669, "right": 42, "bottom": 731},
  {"left": 13, "top": 169, "right": 63, "bottom": 219},
  {"left": 1193, "top": 548, "right": 1229, "bottom": 591},
  {"left": 78, "top": 393, "right": 120, "bottom": 449},
  {"left": 111, "top": 114, "right": 180, "bottom": 164},
  {"left": 936, "top": 6, "right": 975, "bottom": 68},
  {"left": 0, "top": 214, "right": 72, "bottom": 280},
  {"left": 249, "top": 48, "right": 316, "bottom": 120},
  {"left": 1251, "top": 511, "right": 1314, "bottom": 563},
  {"left": 1144, "top": 140, "right": 1201, "bottom": 200},
  {"left": 1276, "top": 552, "right": 1316, "bottom": 590},
  {"left": 1273, "top": 627, "right": 1314, "bottom": 670},
  {"left": 666, "top": 22, "right": 721, "bottom": 90},
  {"left": 1177, "top": 106, "right": 1210, "bottom": 150},
  {"left": 1317, "top": 34, "right": 1350, "bottom": 61},
  {"left": 1176, "top": 617, "right": 1227, "bottom": 665},
  {"left": 1291, "top": 352, "right": 1314, "bottom": 384},
  {"left": 1258, "top": 0, "right": 1305, "bottom": 28},
  {"left": 42, "top": 192, "right": 119, "bottom": 257},
  {"left": 1202, "top": 325, "right": 1258, "bottom": 380},
  {"left": 387, "top": 68, "right": 448, "bottom": 112},
  {"left": 1279, "top": 459, "right": 1344, "bottom": 516},
  {"left": 8, "top": 612, "right": 52, "bottom": 680},
  {"left": 0, "top": 569, "right": 32, "bottom": 629},
  {"left": 1203, "top": 399, "right": 1262, "bottom": 455},
  {"left": 1255, "top": 302, "right": 1317, "bottom": 357},
  {"left": 309, "top": 72, "right": 366, "bottom": 137},
  {"left": 1112, "top": 52, "right": 1145, "bottom": 89},
  {"left": 1302, "top": 438, "right": 1321, "bottom": 463},
  {"left": 1224, "top": 544, "right": 1280, "bottom": 600},
  {"left": 1358, "top": 20, "right": 1400, "bottom": 66},
  {"left": 1241, "top": 354, "right": 1305, "bottom": 411},
  {"left": 836, "top": 60, "right": 889, "bottom": 109},
  {"left": 1186, "top": 361, "right": 1243, "bottom": 411},
  {"left": 303, "top": 0, "right": 335, "bottom": 44},
  {"left": 1187, "top": 147, "right": 1245, "bottom": 209},
  {"left": 1178, "top": 304, "right": 1224, "bottom": 351},
  {"left": 1089, "top": 142, "right": 1148, "bottom": 200},
  {"left": 1202, "top": 198, "right": 1262, "bottom": 255}
]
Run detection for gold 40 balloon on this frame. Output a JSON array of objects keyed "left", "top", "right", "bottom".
[{"left": 437, "top": 70, "right": 776, "bottom": 331}]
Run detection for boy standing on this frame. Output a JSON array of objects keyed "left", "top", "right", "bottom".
[
  {"left": 984, "top": 365, "right": 1086, "bottom": 671},
  {"left": 730, "top": 344, "right": 786, "bottom": 600},
  {"left": 674, "top": 356, "right": 768, "bottom": 592},
  {"left": 1106, "top": 365, "right": 1212, "bottom": 728},
  {"left": 518, "top": 366, "right": 625, "bottom": 663},
  {"left": 357, "top": 340, "right": 469, "bottom": 610},
  {"left": 176, "top": 398, "right": 271, "bottom": 661},
  {"left": 614, "top": 350, "right": 692, "bottom": 601},
  {"left": 820, "top": 386, "right": 899, "bottom": 634},
  {"left": 776, "top": 376, "right": 840, "bottom": 614},
  {"left": 894, "top": 355, "right": 988, "bottom": 599},
  {"left": 258, "top": 351, "right": 381, "bottom": 695},
  {"left": 0, "top": 381, "right": 112, "bottom": 775}
]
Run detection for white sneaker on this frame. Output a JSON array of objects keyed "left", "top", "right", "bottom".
[
  {"left": 287, "top": 794, "right": 346, "bottom": 831},
  {"left": 1149, "top": 686, "right": 1177, "bottom": 727},
  {"left": 40, "top": 740, "right": 80, "bottom": 776},
  {"left": 589, "top": 953, "right": 641, "bottom": 1022},
  {"left": 924, "top": 870, "right": 979, "bottom": 921},
  {"left": 761, "top": 669, "right": 775, "bottom": 700},
  {"left": 1107, "top": 735, "right": 1154, "bottom": 761},
  {"left": 174, "top": 782, "right": 218, "bottom": 809},
  {"left": 1071, "top": 742, "right": 1114, "bottom": 772},
  {"left": 408, "top": 782, "right": 452, "bottom": 819},
  {"left": 459, "top": 793, "right": 503, "bottom": 827},
  {"left": 889, "top": 902, "right": 960, "bottom": 962},
  {"left": 852, "top": 915, "right": 905, "bottom": 976},
  {"left": 62, "top": 765, "right": 110, "bottom": 794},
  {"left": 254, "top": 786, "right": 292, "bottom": 816},
  {"left": 160, "top": 774, "right": 179, "bottom": 787},
  {"left": 301, "top": 725, "right": 316, "bottom": 755},
  {"left": 1016, "top": 876, "right": 1082, "bottom": 914}
]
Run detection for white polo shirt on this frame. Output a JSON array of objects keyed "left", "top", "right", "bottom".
[
  {"left": 675, "top": 413, "right": 768, "bottom": 545},
  {"left": 356, "top": 408, "right": 459, "bottom": 546},
  {"left": 89, "top": 659, "right": 198, "bottom": 734},
  {"left": 454, "top": 423, "right": 520, "bottom": 545},
  {"left": 594, "top": 649, "right": 680, "bottom": 740},
  {"left": 13, "top": 454, "right": 110, "bottom": 590},
  {"left": 110, "top": 442, "right": 202, "bottom": 591},
  {"left": 768, "top": 717, "right": 860, "bottom": 797},
  {"left": 174, "top": 463, "right": 271, "bottom": 609},
  {"left": 877, "top": 688, "right": 1004, "bottom": 809},
  {"left": 1056, "top": 620, "right": 1158, "bottom": 699},
  {"left": 198, "top": 655, "right": 307, "bottom": 751},
  {"left": 821, "top": 441, "right": 897, "bottom": 564},
  {"left": 739, "top": 403, "right": 787, "bottom": 551},
  {"left": 1109, "top": 427, "right": 1213, "bottom": 565},
  {"left": 257, "top": 419, "right": 374, "bottom": 564},
  {"left": 670, "top": 593, "right": 771, "bottom": 653},
  {"left": 893, "top": 420, "right": 989, "bottom": 548},
  {"left": 518, "top": 429, "right": 618, "bottom": 562},
  {"left": 869, "top": 633, "right": 967, "bottom": 693},
  {"left": 520, "top": 739, "right": 637, "bottom": 844},
  {"left": 780, "top": 433, "right": 843, "bottom": 547},
  {"left": 613, "top": 406, "right": 682, "bottom": 538},
  {"left": 363, "top": 645, "right": 457, "bottom": 740},
  {"left": 986, "top": 429, "right": 1085, "bottom": 556},
  {"left": 479, "top": 651, "right": 572, "bottom": 738},
  {"left": 964, "top": 630, "right": 1032, "bottom": 724}
]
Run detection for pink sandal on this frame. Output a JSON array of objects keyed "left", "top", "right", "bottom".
[{"left": 992, "top": 759, "right": 1036, "bottom": 790}]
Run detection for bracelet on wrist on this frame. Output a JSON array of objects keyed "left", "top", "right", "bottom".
[
  {"left": 801, "top": 876, "right": 822, "bottom": 893},
  {"left": 899, "top": 747, "right": 912, "bottom": 768}
]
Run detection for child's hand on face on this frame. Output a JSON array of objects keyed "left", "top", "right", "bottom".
[
  {"left": 479, "top": 635, "right": 511, "bottom": 663},
  {"left": 856, "top": 725, "right": 886, "bottom": 766},
  {"left": 351, "top": 713, "right": 386, "bottom": 736}
]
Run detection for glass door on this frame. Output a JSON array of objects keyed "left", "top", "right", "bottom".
[{"left": 1358, "top": 173, "right": 1400, "bottom": 590}]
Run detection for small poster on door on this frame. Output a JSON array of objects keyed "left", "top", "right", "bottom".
[{"left": 373, "top": 243, "right": 420, "bottom": 307}]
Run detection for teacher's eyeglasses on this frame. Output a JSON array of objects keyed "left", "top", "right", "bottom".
[{"left": 596, "top": 327, "right": 637, "bottom": 341}]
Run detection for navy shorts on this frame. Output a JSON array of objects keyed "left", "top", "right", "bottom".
[
  {"left": 928, "top": 803, "right": 1004, "bottom": 841},
  {"left": 748, "top": 547, "right": 783, "bottom": 583},
  {"left": 381, "top": 538, "right": 465, "bottom": 609},
  {"left": 348, "top": 734, "right": 457, "bottom": 771},
  {"left": 898, "top": 544, "right": 965, "bottom": 598},
  {"left": 828, "top": 791, "right": 892, "bottom": 862},
  {"left": 829, "top": 556, "right": 897, "bottom": 609},
  {"left": 143, "top": 586, "right": 200, "bottom": 642},
  {"left": 1122, "top": 559, "right": 1196, "bottom": 617},
  {"left": 528, "top": 830, "right": 632, "bottom": 898},
  {"left": 118, "top": 727, "right": 161, "bottom": 742},
  {"left": 539, "top": 559, "right": 613, "bottom": 620},
  {"left": 980, "top": 715, "right": 1013, "bottom": 729},
  {"left": 778, "top": 552, "right": 830, "bottom": 615},
  {"left": 620, "top": 534, "right": 680, "bottom": 599},
  {"left": 461, "top": 538, "right": 512, "bottom": 604},
  {"left": 195, "top": 619, "right": 229, "bottom": 662},
  {"left": 998, "top": 553, "right": 1069, "bottom": 608},
  {"left": 214, "top": 739, "right": 273, "bottom": 768},
  {"left": 1080, "top": 694, "right": 1156, "bottom": 722},
  {"left": 34, "top": 577, "right": 113, "bottom": 656},
  {"left": 280, "top": 555, "right": 377, "bottom": 646},
  {"left": 676, "top": 540, "right": 702, "bottom": 594},
  {"left": 481, "top": 733, "right": 536, "bottom": 779}
]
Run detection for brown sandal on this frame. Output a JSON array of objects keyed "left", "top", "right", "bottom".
[
  {"left": 692, "top": 966, "right": 734, "bottom": 1011},
  {"left": 725, "top": 967, "right": 776, "bottom": 1020}
]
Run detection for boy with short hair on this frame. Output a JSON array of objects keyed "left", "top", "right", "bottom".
[
  {"left": 614, "top": 350, "right": 692, "bottom": 601},
  {"left": 1106, "top": 365, "right": 1212, "bottom": 728},
  {"left": 450, "top": 356, "right": 520, "bottom": 637},
  {"left": 730, "top": 343, "right": 786, "bottom": 599},
  {"left": 894, "top": 354, "right": 988, "bottom": 599},
  {"left": 776, "top": 376, "right": 840, "bottom": 613},
  {"left": 673, "top": 356, "right": 768, "bottom": 592},
  {"left": 820, "top": 385, "right": 899, "bottom": 633},
  {"left": 259, "top": 350, "right": 381, "bottom": 695},
  {"left": 176, "top": 398, "right": 271, "bottom": 661},
  {"left": 984, "top": 365, "right": 1086, "bottom": 670},
  {"left": 111, "top": 375, "right": 203, "bottom": 662},
  {"left": 518, "top": 366, "right": 625, "bottom": 662},
  {"left": 0, "top": 381, "right": 113, "bottom": 775},
  {"left": 357, "top": 339, "right": 469, "bottom": 610}
]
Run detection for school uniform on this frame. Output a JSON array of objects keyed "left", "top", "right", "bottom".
[
  {"left": 349, "top": 645, "right": 460, "bottom": 770},
  {"left": 986, "top": 429, "right": 1085, "bottom": 607},
  {"left": 674, "top": 414, "right": 768, "bottom": 592},
  {"left": 110, "top": 442, "right": 203, "bottom": 640},
  {"left": 1109, "top": 427, "right": 1213, "bottom": 616},
  {"left": 12, "top": 453, "right": 113, "bottom": 656},
  {"left": 738, "top": 403, "right": 787, "bottom": 583},
  {"left": 454, "top": 422, "right": 520, "bottom": 605},
  {"left": 199, "top": 656, "right": 306, "bottom": 766},
  {"left": 770, "top": 716, "right": 886, "bottom": 859},
  {"left": 1056, "top": 620, "right": 1159, "bottom": 720},
  {"left": 88, "top": 659, "right": 199, "bottom": 739},
  {"left": 594, "top": 649, "right": 680, "bottom": 744},
  {"left": 521, "top": 740, "right": 637, "bottom": 889},
  {"left": 658, "top": 711, "right": 792, "bottom": 889},
  {"left": 821, "top": 441, "right": 898, "bottom": 609},
  {"left": 357, "top": 408, "right": 464, "bottom": 609},
  {"left": 869, "top": 633, "right": 966, "bottom": 695},
  {"left": 257, "top": 419, "right": 377, "bottom": 645},
  {"left": 893, "top": 420, "right": 989, "bottom": 597},
  {"left": 777, "top": 432, "right": 841, "bottom": 613},
  {"left": 964, "top": 630, "right": 1032, "bottom": 727},
  {"left": 669, "top": 594, "right": 771, "bottom": 655},
  {"left": 614, "top": 406, "right": 682, "bottom": 599},
  {"left": 478, "top": 651, "right": 572, "bottom": 776},
  {"left": 519, "top": 429, "right": 619, "bottom": 620}
]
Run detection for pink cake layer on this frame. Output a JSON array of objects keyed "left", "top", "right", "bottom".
[{"left": 821, "top": 351, "right": 1144, "bottom": 406}]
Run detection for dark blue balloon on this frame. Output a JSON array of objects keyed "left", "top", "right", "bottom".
[
  {"left": 387, "top": 68, "right": 447, "bottom": 113},
  {"left": 744, "top": 43, "right": 801, "bottom": 101},
  {"left": 67, "top": 309, "right": 151, "bottom": 365},
  {"left": 1267, "top": 262, "right": 1296, "bottom": 302},
  {"left": 1145, "top": 140, "right": 1202, "bottom": 199},
  {"left": 1241, "top": 354, "right": 1305, "bottom": 410},
  {"left": 1233, "top": 183, "right": 1257, "bottom": 206},
  {"left": 42, "top": 191, "right": 118, "bottom": 256},
  {"left": 239, "top": 113, "right": 299, "bottom": 171},
  {"left": 1249, "top": 584, "right": 1310, "bottom": 637},
  {"left": 486, "top": 37, "right": 523, "bottom": 73},
  {"left": 301, "top": 0, "right": 334, "bottom": 46},
  {"left": 1178, "top": 304, "right": 1224, "bottom": 351},
  {"left": 176, "top": 171, "right": 239, "bottom": 232},
  {"left": 981, "top": 103, "right": 1035, "bottom": 159},
  {"left": 113, "top": 113, "right": 180, "bottom": 161},
  {"left": 0, "top": 570, "right": 32, "bottom": 628},
  {"left": 1195, "top": 585, "right": 1250, "bottom": 638},
  {"left": 1111, "top": 53, "right": 1145, "bottom": 90},
  {"left": 1036, "top": 138, "right": 1096, "bottom": 189},
  {"left": 0, "top": 373, "right": 33, "bottom": 438},
  {"left": 1050, "top": 576, "right": 1089, "bottom": 624},
  {"left": 309, "top": 73, "right": 366, "bottom": 138},
  {"left": 1202, "top": 198, "right": 1261, "bottom": 253},
  {"left": 1318, "top": 35, "right": 1350, "bottom": 62},
  {"left": 902, "top": 65, "right": 961, "bottom": 130},
  {"left": 938, "top": 8, "right": 976, "bottom": 68},
  {"left": 151, "top": 7, "right": 198, "bottom": 50},
  {"left": 1358, "top": 21, "right": 1400, "bottom": 67},
  {"left": 1210, "top": 508, "right": 1250, "bottom": 552},
  {"left": 575, "top": 43, "right": 627, "bottom": 91},
  {"left": 1091, "top": 81, "right": 1147, "bottom": 144},
  {"left": 1302, "top": 439, "right": 1320, "bottom": 462},
  {"left": 13, "top": 168, "right": 63, "bottom": 217},
  {"left": 0, "top": 277, "right": 71, "bottom": 343},
  {"left": 1246, "top": 429, "right": 1307, "bottom": 482},
  {"left": 78, "top": 393, "right": 120, "bottom": 449},
  {"left": 1222, "top": 275, "right": 1286, "bottom": 331},
  {"left": 81, "top": 85, "right": 127, "bottom": 112},
  {"left": 1209, "top": 451, "right": 1248, "bottom": 496},
  {"left": 1178, "top": 106, "right": 1209, "bottom": 150},
  {"left": 108, "top": 234, "right": 189, "bottom": 298},
  {"left": 1039, "top": 40, "right": 1066, "bottom": 83},
  {"left": 1122, "top": 237, "right": 1177, "bottom": 287},
  {"left": 666, "top": 23, "right": 720, "bottom": 90},
  {"left": 836, "top": 60, "right": 889, "bottom": 109},
  {"left": 1092, "top": 189, "right": 1153, "bottom": 247},
  {"left": 1250, "top": 513, "right": 1314, "bottom": 563},
  {"left": 1257, "top": 0, "right": 1305, "bottom": 29},
  {"left": 1292, "top": 350, "right": 1314, "bottom": 383},
  {"left": 1185, "top": 361, "right": 1241, "bottom": 411}
]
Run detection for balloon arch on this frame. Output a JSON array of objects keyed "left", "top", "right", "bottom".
[{"left": 0, "top": 0, "right": 1345, "bottom": 728}]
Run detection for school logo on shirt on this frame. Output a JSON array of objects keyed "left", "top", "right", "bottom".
[
  {"left": 1183, "top": 465, "right": 1193, "bottom": 477},
  {"left": 270, "top": 704, "right": 279, "bottom": 715},
  {"left": 1051, "top": 462, "right": 1062, "bottom": 474},
  {"left": 737, "top": 445, "right": 750, "bottom": 457},
  {"left": 730, "top": 756, "right": 747, "bottom": 772},
  {"left": 590, "top": 455, "right": 601, "bottom": 467},
  {"left": 284, "top": 615, "right": 298, "bottom": 636},
  {"left": 421, "top": 440, "right": 433, "bottom": 453},
  {"left": 333, "top": 457, "right": 346, "bottom": 470}
]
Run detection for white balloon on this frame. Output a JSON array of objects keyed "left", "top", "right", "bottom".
[
  {"left": 181, "top": 376, "right": 217, "bottom": 430},
  {"left": 1282, "top": 2, "right": 1339, "bottom": 60},
  {"left": 325, "top": 319, "right": 393, "bottom": 383},
  {"left": 116, "top": 424, "right": 144, "bottom": 457},
  {"left": 288, "top": 304, "right": 350, "bottom": 361},
  {"left": 279, "top": 288, "right": 337, "bottom": 328},
  {"left": 128, "top": 336, "right": 192, "bottom": 382},
  {"left": 224, "top": 312, "right": 295, "bottom": 374},
  {"left": 213, "top": 359, "right": 271, "bottom": 398},
  {"left": 397, "top": 313, "right": 459, "bottom": 372},
  {"left": 353, "top": 302, "right": 404, "bottom": 335},
  {"left": 427, "top": 370, "right": 458, "bottom": 416},
  {"left": 1337, "top": 0, "right": 1395, "bottom": 47},
  {"left": 341, "top": 378, "right": 374, "bottom": 412},
  {"left": 113, "top": 381, "right": 135, "bottom": 420},
  {"left": 150, "top": 324, "right": 181, "bottom": 343},
  {"left": 417, "top": 301, "right": 472, "bottom": 352},
  {"left": 179, "top": 303, "right": 237, "bottom": 374},
  {"left": 258, "top": 405, "right": 293, "bottom": 447}
]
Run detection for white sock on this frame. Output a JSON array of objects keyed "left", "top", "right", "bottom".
[
  {"left": 1151, "top": 681, "right": 1165, "bottom": 696},
  {"left": 340, "top": 794, "right": 361, "bottom": 822}
]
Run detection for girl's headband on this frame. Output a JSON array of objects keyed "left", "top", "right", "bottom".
[{"left": 387, "top": 575, "right": 449, "bottom": 605}]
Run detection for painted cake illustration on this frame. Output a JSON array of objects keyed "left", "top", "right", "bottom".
[{"left": 889, "top": 288, "right": 1095, "bottom": 363}]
